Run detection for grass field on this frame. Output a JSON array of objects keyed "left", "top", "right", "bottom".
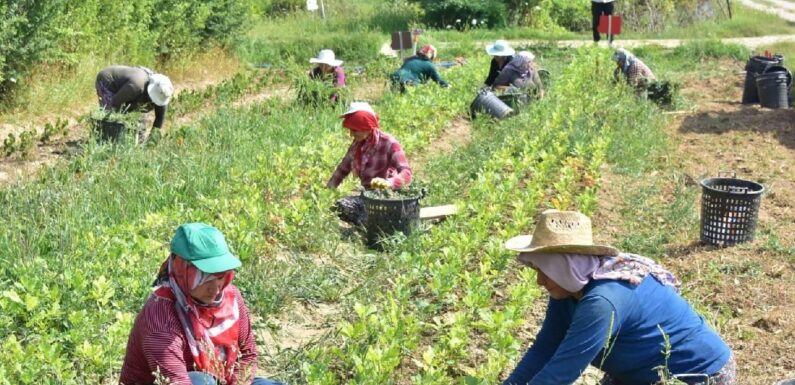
[{"left": 1, "top": 2, "right": 793, "bottom": 384}]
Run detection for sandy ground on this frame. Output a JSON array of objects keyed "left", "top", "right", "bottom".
[{"left": 594, "top": 64, "right": 795, "bottom": 385}]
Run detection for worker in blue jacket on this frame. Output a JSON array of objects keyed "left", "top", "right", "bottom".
[
  {"left": 390, "top": 44, "right": 449, "bottom": 91},
  {"left": 502, "top": 210, "right": 735, "bottom": 385}
]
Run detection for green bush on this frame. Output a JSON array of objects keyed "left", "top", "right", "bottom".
[
  {"left": 238, "top": 32, "right": 383, "bottom": 66},
  {"left": 617, "top": 0, "right": 727, "bottom": 32},
  {"left": 0, "top": 0, "right": 254, "bottom": 102},
  {"left": 547, "top": 0, "right": 590, "bottom": 32},
  {"left": 0, "top": 1, "right": 65, "bottom": 96},
  {"left": 409, "top": 0, "right": 508, "bottom": 29}
]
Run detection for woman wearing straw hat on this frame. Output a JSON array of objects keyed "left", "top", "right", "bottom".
[
  {"left": 96, "top": 65, "right": 174, "bottom": 143},
  {"left": 484, "top": 39, "right": 516, "bottom": 87},
  {"left": 492, "top": 50, "right": 545, "bottom": 99},
  {"left": 326, "top": 102, "right": 412, "bottom": 225},
  {"left": 390, "top": 44, "right": 449, "bottom": 92},
  {"left": 502, "top": 210, "right": 735, "bottom": 385},
  {"left": 308, "top": 49, "right": 346, "bottom": 103},
  {"left": 120, "top": 223, "right": 286, "bottom": 385}
]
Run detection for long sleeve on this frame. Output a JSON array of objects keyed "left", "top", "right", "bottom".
[
  {"left": 528, "top": 296, "right": 619, "bottom": 385},
  {"left": 424, "top": 62, "right": 448, "bottom": 87},
  {"left": 493, "top": 66, "right": 520, "bottom": 88},
  {"left": 386, "top": 140, "right": 412, "bottom": 188},
  {"left": 484, "top": 58, "right": 501, "bottom": 86},
  {"left": 529, "top": 70, "right": 543, "bottom": 91},
  {"left": 110, "top": 80, "right": 145, "bottom": 110},
  {"left": 327, "top": 142, "right": 356, "bottom": 188},
  {"left": 140, "top": 326, "right": 192, "bottom": 385},
  {"left": 502, "top": 299, "right": 568, "bottom": 385},
  {"left": 230, "top": 293, "right": 257, "bottom": 385},
  {"left": 153, "top": 105, "right": 167, "bottom": 128},
  {"left": 334, "top": 66, "right": 346, "bottom": 87}
]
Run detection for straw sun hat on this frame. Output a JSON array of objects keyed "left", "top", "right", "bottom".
[{"left": 505, "top": 210, "right": 619, "bottom": 256}]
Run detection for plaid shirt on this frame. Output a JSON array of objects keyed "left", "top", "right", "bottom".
[
  {"left": 626, "top": 60, "right": 656, "bottom": 87},
  {"left": 327, "top": 131, "right": 412, "bottom": 189}
]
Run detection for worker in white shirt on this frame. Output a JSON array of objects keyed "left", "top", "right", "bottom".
[{"left": 591, "top": 0, "right": 615, "bottom": 43}]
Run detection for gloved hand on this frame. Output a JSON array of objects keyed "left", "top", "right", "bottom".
[{"left": 370, "top": 177, "right": 391, "bottom": 190}]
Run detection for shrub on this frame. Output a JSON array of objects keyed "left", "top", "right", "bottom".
[
  {"left": 547, "top": 0, "right": 590, "bottom": 32},
  {"left": 408, "top": 0, "right": 508, "bottom": 29},
  {"left": 0, "top": 1, "right": 65, "bottom": 98},
  {"left": 0, "top": 0, "right": 255, "bottom": 102}
]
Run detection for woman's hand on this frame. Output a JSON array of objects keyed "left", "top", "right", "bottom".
[{"left": 370, "top": 178, "right": 391, "bottom": 190}]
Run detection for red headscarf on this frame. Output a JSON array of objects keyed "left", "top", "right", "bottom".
[
  {"left": 419, "top": 44, "right": 437, "bottom": 60},
  {"left": 342, "top": 110, "right": 381, "bottom": 176},
  {"left": 154, "top": 255, "right": 240, "bottom": 382}
]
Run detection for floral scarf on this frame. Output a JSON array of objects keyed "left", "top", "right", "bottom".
[{"left": 154, "top": 255, "right": 240, "bottom": 382}]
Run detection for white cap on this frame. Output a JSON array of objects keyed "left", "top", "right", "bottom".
[
  {"left": 147, "top": 74, "right": 173, "bottom": 106},
  {"left": 518, "top": 50, "right": 535, "bottom": 61},
  {"left": 309, "top": 49, "right": 343, "bottom": 67},
  {"left": 340, "top": 101, "right": 375, "bottom": 117},
  {"left": 486, "top": 40, "right": 515, "bottom": 56}
]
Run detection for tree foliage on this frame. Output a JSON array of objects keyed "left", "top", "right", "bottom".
[
  {"left": 0, "top": 0, "right": 253, "bottom": 101},
  {"left": 408, "top": 0, "right": 725, "bottom": 32}
]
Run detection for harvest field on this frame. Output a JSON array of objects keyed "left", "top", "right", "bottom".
[{"left": 1, "top": 1, "right": 794, "bottom": 385}]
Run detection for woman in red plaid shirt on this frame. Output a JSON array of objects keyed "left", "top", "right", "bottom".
[
  {"left": 613, "top": 48, "right": 656, "bottom": 89},
  {"left": 327, "top": 102, "right": 413, "bottom": 225}
]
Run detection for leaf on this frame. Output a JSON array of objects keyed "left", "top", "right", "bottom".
[{"left": 3, "top": 290, "right": 23, "bottom": 305}]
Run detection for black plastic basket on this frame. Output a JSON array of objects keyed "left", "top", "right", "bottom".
[
  {"left": 469, "top": 89, "right": 513, "bottom": 120},
  {"left": 91, "top": 118, "right": 128, "bottom": 142},
  {"left": 742, "top": 55, "right": 784, "bottom": 104},
  {"left": 700, "top": 176, "right": 764, "bottom": 246},
  {"left": 362, "top": 189, "right": 425, "bottom": 248}
]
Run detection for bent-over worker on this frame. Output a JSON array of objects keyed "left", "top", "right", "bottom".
[
  {"left": 492, "top": 50, "right": 545, "bottom": 98},
  {"left": 391, "top": 44, "right": 449, "bottom": 90},
  {"left": 326, "top": 102, "right": 412, "bottom": 225},
  {"left": 484, "top": 39, "right": 516, "bottom": 87},
  {"left": 613, "top": 48, "right": 656, "bottom": 89},
  {"left": 502, "top": 210, "right": 735, "bottom": 385},
  {"left": 308, "top": 49, "right": 346, "bottom": 103},
  {"left": 95, "top": 65, "right": 173, "bottom": 142}
]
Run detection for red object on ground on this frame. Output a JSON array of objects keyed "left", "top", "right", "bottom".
[{"left": 598, "top": 15, "right": 623, "bottom": 35}]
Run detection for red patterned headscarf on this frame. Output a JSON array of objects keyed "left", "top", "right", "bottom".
[
  {"left": 342, "top": 110, "right": 381, "bottom": 175},
  {"left": 419, "top": 44, "right": 437, "bottom": 60},
  {"left": 154, "top": 255, "right": 240, "bottom": 382}
]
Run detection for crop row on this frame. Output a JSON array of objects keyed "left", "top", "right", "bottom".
[
  {"left": 297, "top": 47, "right": 658, "bottom": 385},
  {"left": 0, "top": 54, "right": 480, "bottom": 384}
]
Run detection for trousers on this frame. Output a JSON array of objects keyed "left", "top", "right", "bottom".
[
  {"left": 188, "top": 371, "right": 287, "bottom": 385},
  {"left": 591, "top": 2, "right": 615, "bottom": 43}
]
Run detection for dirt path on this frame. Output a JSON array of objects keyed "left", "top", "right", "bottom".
[
  {"left": 739, "top": 0, "right": 795, "bottom": 23},
  {"left": 0, "top": 72, "right": 390, "bottom": 186},
  {"left": 478, "top": 35, "right": 795, "bottom": 50},
  {"left": 0, "top": 82, "right": 294, "bottom": 185},
  {"left": 594, "top": 64, "right": 795, "bottom": 385},
  {"left": 411, "top": 117, "right": 473, "bottom": 178}
]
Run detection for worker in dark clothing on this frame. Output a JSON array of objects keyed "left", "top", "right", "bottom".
[
  {"left": 484, "top": 40, "right": 515, "bottom": 87},
  {"left": 95, "top": 65, "right": 173, "bottom": 142},
  {"left": 390, "top": 44, "right": 449, "bottom": 92}
]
